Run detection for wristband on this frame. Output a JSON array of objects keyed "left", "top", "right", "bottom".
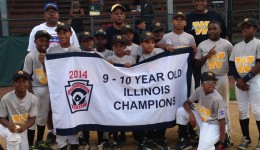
[{"left": 242, "top": 71, "right": 255, "bottom": 82}]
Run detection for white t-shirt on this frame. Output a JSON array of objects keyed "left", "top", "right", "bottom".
[
  {"left": 196, "top": 38, "right": 233, "bottom": 75},
  {"left": 94, "top": 48, "right": 113, "bottom": 59},
  {"left": 27, "top": 22, "right": 80, "bottom": 52},
  {"left": 161, "top": 31, "right": 196, "bottom": 48},
  {"left": 125, "top": 43, "right": 142, "bottom": 58},
  {"left": 106, "top": 55, "right": 136, "bottom": 65},
  {"left": 139, "top": 48, "right": 164, "bottom": 62}
]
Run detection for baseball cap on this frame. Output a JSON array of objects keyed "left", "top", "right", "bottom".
[
  {"left": 35, "top": 30, "right": 52, "bottom": 40},
  {"left": 238, "top": 18, "right": 258, "bottom": 28},
  {"left": 173, "top": 12, "right": 186, "bottom": 20},
  {"left": 13, "top": 70, "right": 30, "bottom": 82},
  {"left": 55, "top": 22, "right": 72, "bottom": 32},
  {"left": 94, "top": 29, "right": 107, "bottom": 38},
  {"left": 135, "top": 19, "right": 145, "bottom": 26},
  {"left": 201, "top": 71, "right": 218, "bottom": 82},
  {"left": 112, "top": 35, "right": 126, "bottom": 44},
  {"left": 111, "top": 3, "right": 126, "bottom": 12},
  {"left": 121, "top": 25, "right": 135, "bottom": 34},
  {"left": 140, "top": 31, "right": 155, "bottom": 42},
  {"left": 43, "top": 2, "right": 58, "bottom": 12},
  {"left": 78, "top": 31, "right": 93, "bottom": 42},
  {"left": 151, "top": 22, "right": 164, "bottom": 32}
]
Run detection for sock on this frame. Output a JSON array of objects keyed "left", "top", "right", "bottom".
[
  {"left": 256, "top": 121, "right": 260, "bottom": 140},
  {"left": 239, "top": 118, "right": 250, "bottom": 140},
  {"left": 178, "top": 124, "right": 189, "bottom": 139},
  {"left": 36, "top": 125, "right": 45, "bottom": 142},
  {"left": 27, "top": 129, "right": 35, "bottom": 146}
]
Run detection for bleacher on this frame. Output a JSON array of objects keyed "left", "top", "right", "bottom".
[
  {"left": 7, "top": 0, "right": 167, "bottom": 36},
  {"left": 5, "top": 0, "right": 260, "bottom": 42}
]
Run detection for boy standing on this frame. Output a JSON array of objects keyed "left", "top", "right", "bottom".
[
  {"left": 229, "top": 18, "right": 260, "bottom": 150},
  {"left": 0, "top": 70, "right": 38, "bottom": 150},
  {"left": 23, "top": 30, "right": 53, "bottom": 149},
  {"left": 48, "top": 22, "right": 81, "bottom": 150},
  {"left": 121, "top": 25, "right": 141, "bottom": 60},
  {"left": 175, "top": 71, "right": 227, "bottom": 150}
]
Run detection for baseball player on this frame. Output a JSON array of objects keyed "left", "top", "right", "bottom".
[
  {"left": 78, "top": 31, "right": 94, "bottom": 52},
  {"left": 27, "top": 2, "right": 79, "bottom": 52},
  {"left": 23, "top": 30, "right": 53, "bottom": 149},
  {"left": 47, "top": 22, "right": 81, "bottom": 150},
  {"left": 121, "top": 24, "right": 142, "bottom": 60},
  {"left": 174, "top": 71, "right": 227, "bottom": 150},
  {"left": 94, "top": 29, "right": 113, "bottom": 59},
  {"left": 229, "top": 18, "right": 260, "bottom": 149},
  {"left": 106, "top": 35, "right": 136, "bottom": 150},
  {"left": 0, "top": 70, "right": 38, "bottom": 150},
  {"left": 195, "top": 20, "right": 233, "bottom": 138}
]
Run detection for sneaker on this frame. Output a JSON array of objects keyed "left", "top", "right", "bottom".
[
  {"left": 255, "top": 140, "right": 260, "bottom": 150},
  {"left": 156, "top": 138, "right": 170, "bottom": 150},
  {"left": 60, "top": 145, "right": 67, "bottom": 150},
  {"left": 172, "top": 138, "right": 192, "bottom": 150},
  {"left": 138, "top": 142, "right": 144, "bottom": 150},
  {"left": 70, "top": 144, "right": 79, "bottom": 150},
  {"left": 238, "top": 137, "right": 251, "bottom": 150},
  {"left": 82, "top": 142, "right": 90, "bottom": 150},
  {"left": 35, "top": 141, "right": 53, "bottom": 150},
  {"left": 97, "top": 142, "right": 104, "bottom": 150},
  {"left": 111, "top": 141, "right": 122, "bottom": 150},
  {"left": 45, "top": 132, "right": 56, "bottom": 145},
  {"left": 0, "top": 144, "right": 3, "bottom": 150},
  {"left": 144, "top": 139, "right": 154, "bottom": 150},
  {"left": 29, "top": 146, "right": 38, "bottom": 150}
]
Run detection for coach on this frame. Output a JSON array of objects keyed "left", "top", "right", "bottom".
[
  {"left": 27, "top": 2, "right": 79, "bottom": 52},
  {"left": 184, "top": 0, "right": 228, "bottom": 88}
]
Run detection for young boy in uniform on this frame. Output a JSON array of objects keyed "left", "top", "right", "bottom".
[
  {"left": 229, "top": 18, "right": 260, "bottom": 150},
  {"left": 0, "top": 70, "right": 38, "bottom": 150},
  {"left": 106, "top": 35, "right": 135, "bottom": 149},
  {"left": 175, "top": 71, "right": 227, "bottom": 150},
  {"left": 47, "top": 22, "right": 81, "bottom": 150},
  {"left": 121, "top": 24, "right": 141, "bottom": 60},
  {"left": 23, "top": 30, "right": 53, "bottom": 149},
  {"left": 195, "top": 21, "right": 233, "bottom": 144},
  {"left": 78, "top": 31, "right": 94, "bottom": 52},
  {"left": 94, "top": 29, "right": 113, "bottom": 59},
  {"left": 136, "top": 31, "right": 167, "bottom": 150}
]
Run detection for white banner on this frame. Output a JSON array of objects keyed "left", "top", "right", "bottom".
[{"left": 45, "top": 48, "right": 193, "bottom": 135}]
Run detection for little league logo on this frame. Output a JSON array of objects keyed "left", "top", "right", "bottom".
[{"left": 65, "top": 80, "right": 93, "bottom": 113}]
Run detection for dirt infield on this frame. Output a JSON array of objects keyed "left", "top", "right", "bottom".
[{"left": 0, "top": 102, "right": 258, "bottom": 150}]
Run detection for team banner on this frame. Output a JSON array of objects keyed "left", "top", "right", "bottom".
[{"left": 45, "top": 48, "right": 193, "bottom": 135}]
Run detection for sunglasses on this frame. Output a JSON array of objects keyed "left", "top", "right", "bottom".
[{"left": 202, "top": 81, "right": 217, "bottom": 85}]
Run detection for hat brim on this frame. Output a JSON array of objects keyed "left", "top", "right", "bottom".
[
  {"left": 238, "top": 22, "right": 258, "bottom": 28},
  {"left": 201, "top": 77, "right": 218, "bottom": 82},
  {"left": 55, "top": 27, "right": 71, "bottom": 32},
  {"left": 80, "top": 36, "right": 94, "bottom": 42},
  {"left": 111, "top": 5, "right": 126, "bottom": 12},
  {"left": 173, "top": 15, "right": 186, "bottom": 20},
  {"left": 141, "top": 37, "right": 155, "bottom": 42},
  {"left": 113, "top": 40, "right": 126, "bottom": 44},
  {"left": 36, "top": 34, "right": 52, "bottom": 40},
  {"left": 152, "top": 27, "right": 164, "bottom": 32},
  {"left": 94, "top": 33, "right": 107, "bottom": 38}
]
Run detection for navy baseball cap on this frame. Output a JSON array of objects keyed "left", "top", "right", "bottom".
[
  {"left": 55, "top": 22, "right": 71, "bottom": 32},
  {"left": 135, "top": 19, "right": 145, "bottom": 26},
  {"left": 78, "top": 31, "right": 93, "bottom": 42},
  {"left": 201, "top": 71, "right": 218, "bottom": 82},
  {"left": 43, "top": 2, "right": 58, "bottom": 12},
  {"left": 151, "top": 22, "right": 164, "bottom": 32},
  {"left": 238, "top": 18, "right": 258, "bottom": 28},
  {"left": 121, "top": 25, "right": 135, "bottom": 34},
  {"left": 112, "top": 35, "right": 126, "bottom": 44},
  {"left": 35, "top": 30, "right": 52, "bottom": 40},
  {"left": 140, "top": 31, "right": 155, "bottom": 42},
  {"left": 94, "top": 29, "right": 107, "bottom": 38},
  {"left": 13, "top": 70, "right": 30, "bottom": 82}
]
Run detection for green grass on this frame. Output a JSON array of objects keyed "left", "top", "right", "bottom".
[{"left": 230, "top": 87, "right": 236, "bottom": 101}]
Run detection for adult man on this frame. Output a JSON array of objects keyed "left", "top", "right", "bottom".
[
  {"left": 27, "top": 2, "right": 79, "bottom": 52},
  {"left": 106, "top": 3, "right": 139, "bottom": 50},
  {"left": 184, "top": 0, "right": 228, "bottom": 88}
]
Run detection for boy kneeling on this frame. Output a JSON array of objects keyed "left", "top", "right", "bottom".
[{"left": 175, "top": 71, "right": 226, "bottom": 150}]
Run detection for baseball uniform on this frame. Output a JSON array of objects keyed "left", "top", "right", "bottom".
[
  {"left": 0, "top": 91, "right": 38, "bottom": 150},
  {"left": 176, "top": 87, "right": 227, "bottom": 150},
  {"left": 94, "top": 48, "right": 113, "bottom": 59},
  {"left": 139, "top": 48, "right": 164, "bottom": 62},
  {"left": 229, "top": 37, "right": 260, "bottom": 120},
  {"left": 106, "top": 55, "right": 136, "bottom": 65},
  {"left": 125, "top": 43, "right": 142, "bottom": 59}
]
